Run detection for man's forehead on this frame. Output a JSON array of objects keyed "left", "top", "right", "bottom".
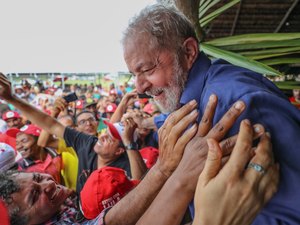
[{"left": 77, "top": 112, "right": 94, "bottom": 120}]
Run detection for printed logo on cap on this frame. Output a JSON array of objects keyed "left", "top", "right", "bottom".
[
  {"left": 76, "top": 101, "right": 81, "bottom": 106},
  {"left": 20, "top": 125, "right": 28, "bottom": 132},
  {"left": 6, "top": 111, "right": 15, "bottom": 118},
  {"left": 107, "top": 105, "right": 113, "bottom": 111}
]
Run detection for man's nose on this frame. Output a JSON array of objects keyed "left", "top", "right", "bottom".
[
  {"left": 41, "top": 179, "right": 56, "bottom": 196},
  {"left": 135, "top": 75, "right": 151, "bottom": 94}
]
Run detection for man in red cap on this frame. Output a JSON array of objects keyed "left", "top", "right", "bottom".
[
  {"left": 0, "top": 111, "right": 25, "bottom": 151},
  {"left": 2, "top": 110, "right": 24, "bottom": 130},
  {"left": 105, "top": 103, "right": 117, "bottom": 119}
]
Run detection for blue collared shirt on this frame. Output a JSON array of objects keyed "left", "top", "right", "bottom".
[{"left": 182, "top": 52, "right": 300, "bottom": 224}]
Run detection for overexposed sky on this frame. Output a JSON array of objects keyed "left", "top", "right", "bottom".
[{"left": 0, "top": 0, "right": 156, "bottom": 73}]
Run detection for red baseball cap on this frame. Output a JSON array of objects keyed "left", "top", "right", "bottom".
[
  {"left": 76, "top": 100, "right": 84, "bottom": 109},
  {"left": 80, "top": 167, "right": 139, "bottom": 219},
  {"left": 139, "top": 147, "right": 159, "bottom": 169},
  {"left": 105, "top": 103, "right": 117, "bottom": 113},
  {"left": 2, "top": 111, "right": 20, "bottom": 121},
  {"left": 103, "top": 120, "right": 122, "bottom": 141},
  {"left": 6, "top": 124, "right": 41, "bottom": 138}
]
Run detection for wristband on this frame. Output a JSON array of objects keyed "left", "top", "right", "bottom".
[{"left": 125, "top": 142, "right": 139, "bottom": 150}]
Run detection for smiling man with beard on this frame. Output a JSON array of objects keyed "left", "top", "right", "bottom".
[{"left": 121, "top": 3, "right": 300, "bottom": 225}]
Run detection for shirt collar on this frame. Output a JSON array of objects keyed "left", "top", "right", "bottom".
[{"left": 180, "top": 51, "right": 211, "bottom": 105}]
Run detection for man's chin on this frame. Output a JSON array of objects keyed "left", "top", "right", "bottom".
[{"left": 154, "top": 99, "right": 176, "bottom": 114}]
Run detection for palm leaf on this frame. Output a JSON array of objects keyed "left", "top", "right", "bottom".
[
  {"left": 247, "top": 52, "right": 300, "bottom": 60},
  {"left": 274, "top": 81, "right": 300, "bottom": 90},
  {"left": 200, "top": 43, "right": 282, "bottom": 76},
  {"left": 200, "top": 0, "right": 240, "bottom": 27},
  {"left": 240, "top": 46, "right": 300, "bottom": 56},
  {"left": 205, "top": 33, "right": 300, "bottom": 46},
  {"left": 221, "top": 39, "right": 300, "bottom": 51},
  {"left": 261, "top": 57, "right": 300, "bottom": 66},
  {"left": 199, "top": 0, "right": 221, "bottom": 19}
]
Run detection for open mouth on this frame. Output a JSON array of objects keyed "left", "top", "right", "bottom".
[
  {"left": 19, "top": 148, "right": 29, "bottom": 157},
  {"left": 146, "top": 90, "right": 163, "bottom": 98}
]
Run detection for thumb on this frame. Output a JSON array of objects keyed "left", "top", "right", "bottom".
[{"left": 200, "top": 138, "right": 222, "bottom": 185}]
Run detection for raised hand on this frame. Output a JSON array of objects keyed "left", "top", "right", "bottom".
[
  {"left": 193, "top": 120, "right": 279, "bottom": 225},
  {"left": 156, "top": 99, "right": 198, "bottom": 177},
  {"left": 52, "top": 97, "right": 68, "bottom": 117},
  {"left": 0, "top": 73, "right": 13, "bottom": 101},
  {"left": 122, "top": 117, "right": 138, "bottom": 146}
]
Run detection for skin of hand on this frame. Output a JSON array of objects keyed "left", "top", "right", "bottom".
[
  {"left": 109, "top": 90, "right": 138, "bottom": 123},
  {"left": 121, "top": 117, "right": 138, "bottom": 146},
  {"left": 156, "top": 99, "right": 199, "bottom": 177},
  {"left": 193, "top": 120, "right": 279, "bottom": 225},
  {"left": 51, "top": 97, "right": 68, "bottom": 117},
  {"left": 122, "top": 110, "right": 144, "bottom": 128},
  {"left": 0, "top": 73, "right": 14, "bottom": 101},
  {"left": 120, "top": 89, "right": 138, "bottom": 108}
]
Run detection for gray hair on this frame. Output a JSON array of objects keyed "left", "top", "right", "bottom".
[
  {"left": 0, "top": 171, "right": 29, "bottom": 225},
  {"left": 122, "top": 4, "right": 198, "bottom": 53}
]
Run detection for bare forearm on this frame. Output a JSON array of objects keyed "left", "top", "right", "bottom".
[
  {"left": 110, "top": 102, "right": 127, "bottom": 123},
  {"left": 105, "top": 164, "right": 169, "bottom": 225},
  {"left": 127, "top": 150, "right": 147, "bottom": 180},
  {"left": 6, "top": 95, "right": 65, "bottom": 138},
  {"left": 137, "top": 168, "right": 196, "bottom": 225}
]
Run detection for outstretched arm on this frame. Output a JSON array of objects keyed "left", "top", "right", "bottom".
[
  {"left": 121, "top": 117, "right": 147, "bottom": 180},
  {"left": 104, "top": 99, "right": 199, "bottom": 225},
  {"left": 110, "top": 90, "right": 137, "bottom": 123},
  {"left": 0, "top": 73, "right": 66, "bottom": 138}
]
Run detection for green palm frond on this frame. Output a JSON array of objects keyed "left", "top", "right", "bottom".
[{"left": 200, "top": 43, "right": 282, "bottom": 76}]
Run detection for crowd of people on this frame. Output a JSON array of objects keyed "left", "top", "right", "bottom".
[{"left": 0, "top": 3, "right": 299, "bottom": 225}]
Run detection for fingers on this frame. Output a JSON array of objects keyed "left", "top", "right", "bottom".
[
  {"left": 259, "top": 164, "right": 280, "bottom": 205},
  {"left": 223, "top": 120, "right": 254, "bottom": 176},
  {"left": 197, "top": 94, "right": 218, "bottom": 136},
  {"left": 244, "top": 132, "right": 273, "bottom": 183},
  {"left": 173, "top": 123, "right": 197, "bottom": 156},
  {"left": 163, "top": 99, "right": 198, "bottom": 135},
  {"left": 199, "top": 138, "right": 222, "bottom": 185},
  {"left": 158, "top": 100, "right": 198, "bottom": 150},
  {"left": 206, "top": 100, "right": 245, "bottom": 141},
  {"left": 219, "top": 123, "right": 265, "bottom": 158}
]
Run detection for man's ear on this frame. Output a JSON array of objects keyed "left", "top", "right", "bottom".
[
  {"left": 115, "top": 147, "right": 125, "bottom": 156},
  {"left": 182, "top": 37, "right": 199, "bottom": 70}
]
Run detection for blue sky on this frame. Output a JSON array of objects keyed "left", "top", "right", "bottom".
[{"left": 0, "top": 0, "right": 156, "bottom": 73}]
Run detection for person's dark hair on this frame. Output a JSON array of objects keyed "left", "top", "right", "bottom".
[
  {"left": 75, "top": 110, "right": 95, "bottom": 125},
  {"left": 122, "top": 4, "right": 198, "bottom": 55},
  {"left": 0, "top": 171, "right": 29, "bottom": 225}
]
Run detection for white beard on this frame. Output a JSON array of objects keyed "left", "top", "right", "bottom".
[{"left": 146, "top": 55, "right": 187, "bottom": 113}]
